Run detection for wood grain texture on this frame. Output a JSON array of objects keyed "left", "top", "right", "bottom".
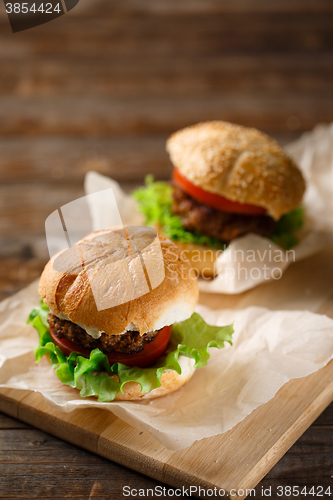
[
  {"left": 0, "top": 137, "right": 170, "bottom": 183},
  {"left": 1, "top": 246, "right": 333, "bottom": 499},
  {"left": 2, "top": 0, "right": 333, "bottom": 18},
  {"left": 1, "top": 13, "right": 333, "bottom": 55},
  {"left": 1, "top": 94, "right": 332, "bottom": 136},
  {"left": 0, "top": 413, "right": 31, "bottom": 429},
  {"left": 79, "top": 0, "right": 333, "bottom": 15},
  {"left": 0, "top": 404, "right": 332, "bottom": 499},
  {"left": 0, "top": 365, "right": 332, "bottom": 499},
  {"left": 0, "top": 4, "right": 332, "bottom": 137},
  {"left": 1, "top": 0, "right": 333, "bottom": 496},
  {"left": 3, "top": 55, "right": 333, "bottom": 98}
]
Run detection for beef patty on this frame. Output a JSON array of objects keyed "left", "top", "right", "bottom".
[
  {"left": 172, "top": 184, "right": 276, "bottom": 243},
  {"left": 48, "top": 313, "right": 158, "bottom": 355}
]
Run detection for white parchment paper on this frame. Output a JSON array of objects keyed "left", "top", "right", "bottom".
[
  {"left": 0, "top": 281, "right": 332, "bottom": 450},
  {"left": 84, "top": 124, "right": 333, "bottom": 294}
]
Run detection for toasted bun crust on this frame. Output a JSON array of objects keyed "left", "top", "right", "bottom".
[
  {"left": 167, "top": 240, "right": 218, "bottom": 278},
  {"left": 154, "top": 225, "right": 218, "bottom": 278},
  {"left": 39, "top": 228, "right": 199, "bottom": 336},
  {"left": 167, "top": 121, "right": 306, "bottom": 220}
]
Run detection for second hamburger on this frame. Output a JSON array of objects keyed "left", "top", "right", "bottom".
[{"left": 134, "top": 121, "right": 306, "bottom": 277}]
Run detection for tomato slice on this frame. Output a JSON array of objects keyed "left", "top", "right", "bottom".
[
  {"left": 172, "top": 168, "right": 267, "bottom": 216},
  {"left": 49, "top": 325, "right": 172, "bottom": 368}
]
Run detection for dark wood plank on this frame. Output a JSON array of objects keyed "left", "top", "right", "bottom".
[
  {"left": 0, "top": 136, "right": 170, "bottom": 184},
  {"left": 263, "top": 427, "right": 333, "bottom": 478},
  {"left": 2, "top": 54, "right": 333, "bottom": 97},
  {"left": 0, "top": 180, "right": 134, "bottom": 242},
  {"left": 77, "top": 0, "right": 333, "bottom": 15},
  {"left": 2, "top": 0, "right": 333, "bottom": 18},
  {"left": 0, "top": 94, "right": 332, "bottom": 136},
  {"left": 0, "top": 183, "right": 84, "bottom": 236},
  {"left": 0, "top": 403, "right": 332, "bottom": 499},
  {"left": 0, "top": 183, "right": 77, "bottom": 298},
  {"left": 0, "top": 7, "right": 332, "bottom": 138},
  {"left": 0, "top": 422, "right": 197, "bottom": 499},
  {"left": 0, "top": 133, "right": 298, "bottom": 185},
  {"left": 0, "top": 181, "right": 135, "bottom": 300},
  {"left": 0, "top": 413, "right": 31, "bottom": 429},
  {"left": 313, "top": 403, "right": 333, "bottom": 426},
  {"left": 0, "top": 429, "right": 102, "bottom": 459},
  {"left": 0, "top": 463, "right": 195, "bottom": 500},
  {"left": 1, "top": 13, "right": 333, "bottom": 56},
  {"left": 0, "top": 257, "right": 45, "bottom": 301}
]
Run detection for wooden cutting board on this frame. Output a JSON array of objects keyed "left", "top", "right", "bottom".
[{"left": 1, "top": 247, "right": 333, "bottom": 500}]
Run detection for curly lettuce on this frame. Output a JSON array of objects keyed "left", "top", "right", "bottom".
[
  {"left": 29, "top": 301, "right": 233, "bottom": 402},
  {"left": 133, "top": 175, "right": 225, "bottom": 248},
  {"left": 270, "top": 206, "right": 304, "bottom": 250},
  {"left": 133, "top": 176, "right": 304, "bottom": 250}
]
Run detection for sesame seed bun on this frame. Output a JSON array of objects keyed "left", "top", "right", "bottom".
[
  {"left": 166, "top": 121, "right": 306, "bottom": 220},
  {"left": 38, "top": 227, "right": 199, "bottom": 336}
]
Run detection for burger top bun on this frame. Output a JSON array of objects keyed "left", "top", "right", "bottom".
[
  {"left": 38, "top": 227, "right": 198, "bottom": 336},
  {"left": 166, "top": 121, "right": 306, "bottom": 220}
]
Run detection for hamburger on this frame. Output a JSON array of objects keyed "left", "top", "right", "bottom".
[
  {"left": 28, "top": 227, "right": 233, "bottom": 401},
  {"left": 134, "top": 121, "right": 306, "bottom": 277}
]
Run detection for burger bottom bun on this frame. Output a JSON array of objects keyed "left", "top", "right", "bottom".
[
  {"left": 171, "top": 241, "right": 220, "bottom": 279},
  {"left": 49, "top": 356, "right": 195, "bottom": 401},
  {"left": 114, "top": 356, "right": 195, "bottom": 401},
  {"left": 154, "top": 227, "right": 220, "bottom": 278}
]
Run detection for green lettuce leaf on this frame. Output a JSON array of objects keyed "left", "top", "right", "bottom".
[
  {"left": 31, "top": 304, "right": 233, "bottom": 402},
  {"left": 27, "top": 299, "right": 52, "bottom": 348},
  {"left": 133, "top": 176, "right": 304, "bottom": 250},
  {"left": 133, "top": 175, "right": 225, "bottom": 248},
  {"left": 270, "top": 206, "right": 304, "bottom": 250}
]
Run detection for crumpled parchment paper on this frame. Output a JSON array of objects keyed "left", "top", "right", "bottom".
[
  {"left": 0, "top": 281, "right": 332, "bottom": 450},
  {"left": 84, "top": 123, "right": 333, "bottom": 294}
]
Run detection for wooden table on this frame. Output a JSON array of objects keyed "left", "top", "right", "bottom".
[
  {"left": 1, "top": 0, "right": 333, "bottom": 498},
  {"left": 0, "top": 404, "right": 332, "bottom": 499}
]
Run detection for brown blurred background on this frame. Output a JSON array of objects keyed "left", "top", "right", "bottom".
[{"left": 1, "top": 0, "right": 333, "bottom": 299}]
